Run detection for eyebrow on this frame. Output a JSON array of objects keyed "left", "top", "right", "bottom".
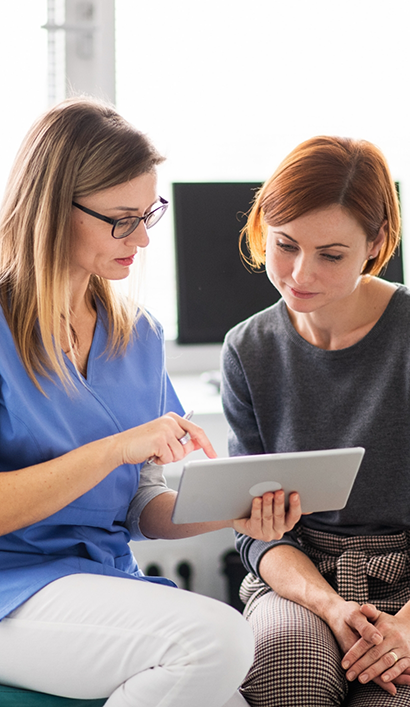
[
  {"left": 105, "top": 206, "right": 141, "bottom": 213},
  {"left": 105, "top": 200, "right": 159, "bottom": 214},
  {"left": 275, "top": 231, "right": 350, "bottom": 250}
]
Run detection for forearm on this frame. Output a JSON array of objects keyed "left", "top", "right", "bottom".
[
  {"left": 139, "top": 488, "right": 302, "bottom": 541},
  {"left": 0, "top": 413, "right": 215, "bottom": 537},
  {"left": 139, "top": 492, "right": 229, "bottom": 539},
  {"left": 0, "top": 434, "right": 123, "bottom": 536},
  {"left": 259, "top": 544, "right": 344, "bottom": 622}
]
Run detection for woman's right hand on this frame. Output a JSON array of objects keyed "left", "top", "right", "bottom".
[
  {"left": 0, "top": 413, "right": 215, "bottom": 537},
  {"left": 115, "top": 412, "right": 217, "bottom": 467}
]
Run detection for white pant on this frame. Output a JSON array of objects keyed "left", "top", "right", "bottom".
[{"left": 0, "top": 574, "right": 253, "bottom": 707}]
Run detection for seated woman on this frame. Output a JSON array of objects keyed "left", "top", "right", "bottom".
[
  {"left": 221, "top": 136, "right": 410, "bottom": 706},
  {"left": 0, "top": 97, "right": 302, "bottom": 707}
]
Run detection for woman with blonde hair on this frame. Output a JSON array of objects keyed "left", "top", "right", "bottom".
[
  {"left": 0, "top": 97, "right": 302, "bottom": 706},
  {"left": 222, "top": 136, "right": 410, "bottom": 706}
]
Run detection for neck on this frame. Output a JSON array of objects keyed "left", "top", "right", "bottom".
[
  {"left": 69, "top": 277, "right": 93, "bottom": 319},
  {"left": 64, "top": 280, "right": 97, "bottom": 376},
  {"left": 287, "top": 277, "right": 396, "bottom": 350}
]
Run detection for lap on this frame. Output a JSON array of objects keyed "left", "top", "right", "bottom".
[
  {"left": 241, "top": 586, "right": 410, "bottom": 707},
  {"left": 0, "top": 573, "right": 253, "bottom": 703},
  {"left": 345, "top": 681, "right": 410, "bottom": 706},
  {"left": 241, "top": 587, "right": 347, "bottom": 707}
]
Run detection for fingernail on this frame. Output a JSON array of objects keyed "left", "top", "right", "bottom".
[
  {"left": 347, "top": 671, "right": 356, "bottom": 681},
  {"left": 342, "top": 660, "right": 350, "bottom": 669},
  {"left": 383, "top": 674, "right": 390, "bottom": 682},
  {"left": 359, "top": 673, "right": 368, "bottom": 683}
]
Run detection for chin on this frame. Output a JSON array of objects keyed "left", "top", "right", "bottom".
[
  {"left": 283, "top": 293, "right": 324, "bottom": 312},
  {"left": 286, "top": 301, "right": 318, "bottom": 314},
  {"left": 99, "top": 268, "right": 131, "bottom": 281}
]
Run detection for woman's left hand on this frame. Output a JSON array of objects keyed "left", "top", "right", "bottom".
[
  {"left": 232, "top": 490, "right": 302, "bottom": 542},
  {"left": 342, "top": 603, "right": 410, "bottom": 696}
]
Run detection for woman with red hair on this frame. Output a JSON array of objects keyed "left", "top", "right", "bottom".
[{"left": 222, "top": 136, "right": 410, "bottom": 706}]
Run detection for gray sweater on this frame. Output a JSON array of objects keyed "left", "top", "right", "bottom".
[{"left": 221, "top": 284, "right": 410, "bottom": 577}]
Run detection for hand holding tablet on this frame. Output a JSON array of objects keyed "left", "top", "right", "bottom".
[{"left": 172, "top": 447, "right": 365, "bottom": 524}]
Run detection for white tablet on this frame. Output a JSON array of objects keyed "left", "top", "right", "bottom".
[{"left": 171, "top": 447, "right": 365, "bottom": 524}]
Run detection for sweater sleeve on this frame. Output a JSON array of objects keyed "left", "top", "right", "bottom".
[{"left": 221, "top": 336, "right": 303, "bottom": 578}]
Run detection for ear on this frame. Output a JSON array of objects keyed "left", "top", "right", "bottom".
[{"left": 367, "top": 220, "right": 387, "bottom": 259}]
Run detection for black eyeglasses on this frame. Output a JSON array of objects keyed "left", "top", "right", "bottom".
[{"left": 72, "top": 196, "right": 169, "bottom": 239}]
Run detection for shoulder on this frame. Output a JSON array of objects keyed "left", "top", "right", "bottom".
[
  {"left": 221, "top": 299, "right": 288, "bottom": 383},
  {"left": 0, "top": 304, "right": 15, "bottom": 354},
  {"left": 378, "top": 283, "right": 410, "bottom": 326},
  {"left": 391, "top": 283, "right": 410, "bottom": 308},
  {"left": 223, "top": 299, "right": 286, "bottom": 355},
  {"left": 121, "top": 310, "right": 165, "bottom": 367},
  {"left": 134, "top": 308, "right": 164, "bottom": 341},
  {"left": 96, "top": 299, "right": 164, "bottom": 345}
]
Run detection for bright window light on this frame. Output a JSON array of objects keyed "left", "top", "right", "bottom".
[
  {"left": 0, "top": 2, "right": 48, "bottom": 198},
  {"left": 1, "top": 1, "right": 409, "bottom": 344},
  {"left": 116, "top": 0, "right": 410, "bottom": 339}
]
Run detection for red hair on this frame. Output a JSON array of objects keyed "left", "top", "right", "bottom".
[{"left": 241, "top": 136, "right": 401, "bottom": 276}]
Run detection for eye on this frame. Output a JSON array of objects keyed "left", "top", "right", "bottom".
[
  {"left": 321, "top": 253, "right": 343, "bottom": 262},
  {"left": 277, "top": 241, "right": 297, "bottom": 252},
  {"left": 114, "top": 216, "right": 140, "bottom": 238},
  {"left": 118, "top": 217, "right": 137, "bottom": 228}
]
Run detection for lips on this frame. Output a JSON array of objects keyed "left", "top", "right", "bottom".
[
  {"left": 288, "top": 286, "right": 318, "bottom": 299},
  {"left": 115, "top": 255, "right": 135, "bottom": 266}
]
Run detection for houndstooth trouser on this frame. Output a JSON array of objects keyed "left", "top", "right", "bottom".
[{"left": 239, "top": 528, "right": 410, "bottom": 707}]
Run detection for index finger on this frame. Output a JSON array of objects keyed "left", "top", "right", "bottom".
[
  {"left": 342, "top": 624, "right": 383, "bottom": 670},
  {"left": 181, "top": 421, "right": 217, "bottom": 459}
]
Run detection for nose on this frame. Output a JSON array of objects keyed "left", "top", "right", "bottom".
[
  {"left": 292, "top": 253, "right": 316, "bottom": 285},
  {"left": 125, "top": 221, "right": 150, "bottom": 248}
]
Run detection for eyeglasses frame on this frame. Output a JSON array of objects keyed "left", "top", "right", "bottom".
[{"left": 72, "top": 196, "right": 169, "bottom": 239}]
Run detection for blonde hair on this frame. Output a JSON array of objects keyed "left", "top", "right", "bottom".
[
  {"left": 241, "top": 136, "right": 401, "bottom": 276},
  {"left": 0, "top": 97, "right": 165, "bottom": 392}
]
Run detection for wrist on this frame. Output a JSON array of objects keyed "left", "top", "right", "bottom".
[
  {"left": 318, "top": 593, "right": 347, "bottom": 626},
  {"left": 103, "top": 432, "right": 125, "bottom": 469}
]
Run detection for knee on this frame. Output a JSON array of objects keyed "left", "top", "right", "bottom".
[
  {"left": 197, "top": 599, "right": 255, "bottom": 683},
  {"left": 220, "top": 603, "right": 255, "bottom": 676},
  {"left": 242, "top": 601, "right": 346, "bottom": 706}
]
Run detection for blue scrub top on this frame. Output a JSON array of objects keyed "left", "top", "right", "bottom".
[{"left": 0, "top": 302, "right": 184, "bottom": 620}]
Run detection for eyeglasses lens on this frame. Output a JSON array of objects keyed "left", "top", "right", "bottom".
[
  {"left": 112, "top": 201, "right": 168, "bottom": 239},
  {"left": 113, "top": 217, "right": 139, "bottom": 239},
  {"left": 145, "top": 203, "right": 168, "bottom": 229}
]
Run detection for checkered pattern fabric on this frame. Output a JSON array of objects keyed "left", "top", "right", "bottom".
[
  {"left": 239, "top": 529, "right": 410, "bottom": 706},
  {"left": 297, "top": 527, "right": 410, "bottom": 611}
]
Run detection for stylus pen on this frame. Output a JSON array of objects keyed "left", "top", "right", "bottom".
[
  {"left": 178, "top": 409, "right": 194, "bottom": 445},
  {"left": 146, "top": 410, "right": 194, "bottom": 465}
]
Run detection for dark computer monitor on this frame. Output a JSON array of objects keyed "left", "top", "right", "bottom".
[{"left": 173, "top": 182, "right": 404, "bottom": 344}]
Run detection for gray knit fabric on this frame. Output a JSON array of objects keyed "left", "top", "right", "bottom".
[{"left": 221, "top": 284, "right": 410, "bottom": 578}]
